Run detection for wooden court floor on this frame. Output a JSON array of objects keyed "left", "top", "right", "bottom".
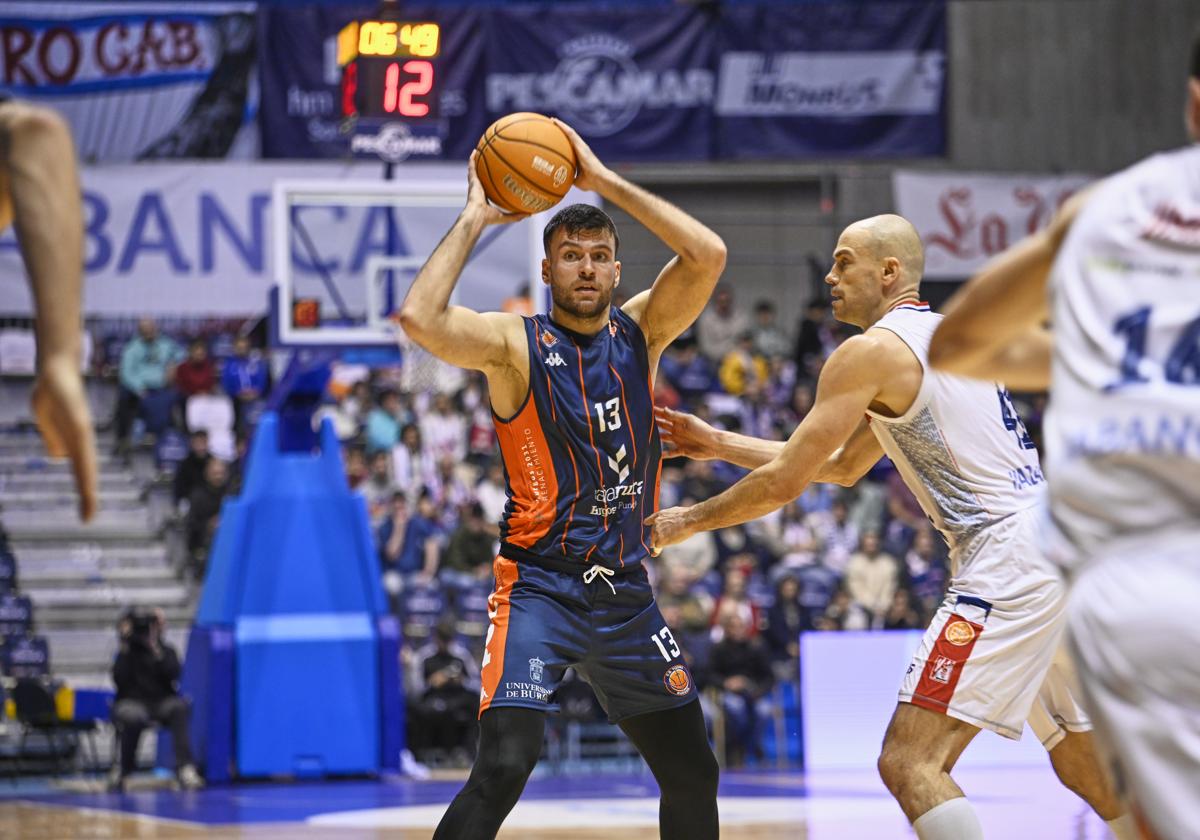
[{"left": 0, "top": 765, "right": 1118, "bottom": 839}]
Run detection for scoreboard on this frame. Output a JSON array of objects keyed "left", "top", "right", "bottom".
[{"left": 337, "top": 20, "right": 441, "bottom": 120}]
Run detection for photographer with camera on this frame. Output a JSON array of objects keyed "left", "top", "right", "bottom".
[{"left": 111, "top": 608, "right": 203, "bottom": 791}]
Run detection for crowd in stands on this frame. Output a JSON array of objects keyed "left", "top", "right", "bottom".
[{"left": 133, "top": 288, "right": 1044, "bottom": 767}]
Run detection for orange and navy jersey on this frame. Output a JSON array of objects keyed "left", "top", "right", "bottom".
[{"left": 494, "top": 308, "right": 661, "bottom": 570}]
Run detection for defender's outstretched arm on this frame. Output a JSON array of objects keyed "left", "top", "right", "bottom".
[{"left": 647, "top": 335, "right": 887, "bottom": 550}]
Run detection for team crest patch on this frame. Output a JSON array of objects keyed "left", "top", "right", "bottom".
[
  {"left": 541, "top": 330, "right": 558, "bottom": 347},
  {"left": 529, "top": 657, "right": 545, "bottom": 684},
  {"left": 945, "top": 621, "right": 976, "bottom": 646},
  {"left": 664, "top": 664, "right": 691, "bottom": 696}
]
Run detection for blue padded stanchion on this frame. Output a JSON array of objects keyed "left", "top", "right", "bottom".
[{"left": 182, "top": 411, "right": 399, "bottom": 779}]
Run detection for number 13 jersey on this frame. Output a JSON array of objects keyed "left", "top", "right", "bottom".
[
  {"left": 494, "top": 308, "right": 661, "bottom": 571},
  {"left": 1046, "top": 145, "right": 1200, "bottom": 563},
  {"left": 867, "top": 304, "right": 1046, "bottom": 565}
]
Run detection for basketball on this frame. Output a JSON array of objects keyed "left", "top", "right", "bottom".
[{"left": 475, "top": 112, "right": 576, "bottom": 215}]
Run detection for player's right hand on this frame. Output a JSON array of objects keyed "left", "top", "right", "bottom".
[
  {"left": 655, "top": 405, "right": 717, "bottom": 460},
  {"left": 466, "top": 150, "right": 529, "bottom": 226},
  {"left": 31, "top": 356, "right": 98, "bottom": 522}
]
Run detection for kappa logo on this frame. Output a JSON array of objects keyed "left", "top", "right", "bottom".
[
  {"left": 545, "top": 352, "right": 567, "bottom": 367},
  {"left": 529, "top": 657, "right": 545, "bottom": 684},
  {"left": 607, "top": 444, "right": 630, "bottom": 482},
  {"left": 930, "top": 655, "right": 955, "bottom": 685}
]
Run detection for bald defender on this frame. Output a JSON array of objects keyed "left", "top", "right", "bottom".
[{"left": 648, "top": 215, "right": 1134, "bottom": 839}]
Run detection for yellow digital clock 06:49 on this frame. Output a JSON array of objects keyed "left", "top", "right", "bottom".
[{"left": 338, "top": 20, "right": 441, "bottom": 119}]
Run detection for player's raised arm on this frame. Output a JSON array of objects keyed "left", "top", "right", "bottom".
[
  {"left": 552, "top": 119, "right": 726, "bottom": 355},
  {"left": 1, "top": 101, "right": 98, "bottom": 522},
  {"left": 656, "top": 405, "right": 882, "bottom": 486},
  {"left": 929, "top": 191, "right": 1089, "bottom": 388},
  {"left": 647, "top": 335, "right": 886, "bottom": 550},
  {"left": 398, "top": 152, "right": 528, "bottom": 377}
]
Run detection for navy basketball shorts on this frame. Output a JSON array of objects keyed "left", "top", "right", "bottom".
[{"left": 478, "top": 555, "right": 697, "bottom": 723}]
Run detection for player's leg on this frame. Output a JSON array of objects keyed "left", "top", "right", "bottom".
[
  {"left": 877, "top": 703, "right": 982, "bottom": 838},
  {"left": 580, "top": 568, "right": 718, "bottom": 838},
  {"left": 1027, "top": 646, "right": 1134, "bottom": 836},
  {"left": 619, "top": 699, "right": 719, "bottom": 840},
  {"left": 433, "top": 707, "right": 545, "bottom": 840},
  {"left": 1066, "top": 550, "right": 1200, "bottom": 840}
]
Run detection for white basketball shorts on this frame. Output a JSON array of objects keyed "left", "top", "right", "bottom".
[
  {"left": 898, "top": 506, "right": 1091, "bottom": 746},
  {"left": 1066, "top": 533, "right": 1200, "bottom": 839}
]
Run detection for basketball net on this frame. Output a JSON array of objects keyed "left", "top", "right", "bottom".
[{"left": 393, "top": 320, "right": 466, "bottom": 396}]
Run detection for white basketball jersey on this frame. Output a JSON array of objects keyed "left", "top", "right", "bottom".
[
  {"left": 867, "top": 304, "right": 1046, "bottom": 560},
  {"left": 1045, "top": 145, "right": 1200, "bottom": 561}
]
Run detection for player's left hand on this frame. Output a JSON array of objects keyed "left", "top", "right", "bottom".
[
  {"left": 644, "top": 506, "right": 695, "bottom": 555},
  {"left": 31, "top": 356, "right": 98, "bottom": 522},
  {"left": 550, "top": 118, "right": 611, "bottom": 193}
]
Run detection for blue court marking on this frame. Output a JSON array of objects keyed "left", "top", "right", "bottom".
[{"left": 12, "top": 771, "right": 826, "bottom": 826}]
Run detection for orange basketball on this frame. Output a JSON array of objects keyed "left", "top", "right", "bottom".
[{"left": 475, "top": 112, "right": 577, "bottom": 215}]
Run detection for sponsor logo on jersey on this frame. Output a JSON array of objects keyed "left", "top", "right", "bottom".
[
  {"left": 944, "top": 620, "right": 976, "bottom": 646},
  {"left": 1008, "top": 464, "right": 1045, "bottom": 491},
  {"left": 503, "top": 681, "right": 551, "bottom": 702},
  {"left": 929, "top": 655, "right": 955, "bottom": 685},
  {"left": 607, "top": 444, "right": 630, "bottom": 481},
  {"left": 593, "top": 481, "right": 644, "bottom": 503},
  {"left": 609, "top": 321, "right": 618, "bottom": 336},
  {"left": 541, "top": 330, "right": 558, "bottom": 347},
  {"left": 528, "top": 657, "right": 545, "bottom": 684},
  {"left": 664, "top": 664, "right": 692, "bottom": 696},
  {"left": 545, "top": 352, "right": 567, "bottom": 367}
]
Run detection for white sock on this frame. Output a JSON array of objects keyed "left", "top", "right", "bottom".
[
  {"left": 912, "top": 797, "right": 985, "bottom": 840},
  {"left": 1106, "top": 814, "right": 1138, "bottom": 840}
]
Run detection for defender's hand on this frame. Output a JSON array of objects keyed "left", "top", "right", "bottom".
[
  {"left": 32, "top": 357, "right": 98, "bottom": 522},
  {"left": 467, "top": 151, "right": 529, "bottom": 226},
  {"left": 551, "top": 119, "right": 611, "bottom": 193},
  {"left": 645, "top": 506, "right": 695, "bottom": 555},
  {"left": 655, "top": 405, "right": 719, "bottom": 460}
]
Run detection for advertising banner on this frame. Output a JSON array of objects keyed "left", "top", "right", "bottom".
[
  {"left": 715, "top": 1, "right": 946, "bottom": 158},
  {"left": 482, "top": 5, "right": 716, "bottom": 161},
  {"left": 0, "top": 160, "right": 538, "bottom": 317},
  {"left": 894, "top": 170, "right": 1092, "bottom": 279},
  {"left": 0, "top": 2, "right": 259, "bottom": 161}
]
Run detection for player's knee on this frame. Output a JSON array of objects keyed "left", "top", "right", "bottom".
[
  {"left": 877, "top": 738, "right": 925, "bottom": 795},
  {"left": 487, "top": 750, "right": 538, "bottom": 797},
  {"left": 662, "top": 743, "right": 719, "bottom": 803}
]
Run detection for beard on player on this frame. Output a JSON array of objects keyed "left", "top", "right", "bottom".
[{"left": 549, "top": 273, "right": 615, "bottom": 320}]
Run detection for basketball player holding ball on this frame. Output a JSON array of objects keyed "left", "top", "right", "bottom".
[
  {"left": 0, "top": 96, "right": 98, "bottom": 522},
  {"left": 400, "top": 116, "right": 725, "bottom": 840}
]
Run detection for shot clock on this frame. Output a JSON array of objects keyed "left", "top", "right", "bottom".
[{"left": 338, "top": 19, "right": 441, "bottom": 120}]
